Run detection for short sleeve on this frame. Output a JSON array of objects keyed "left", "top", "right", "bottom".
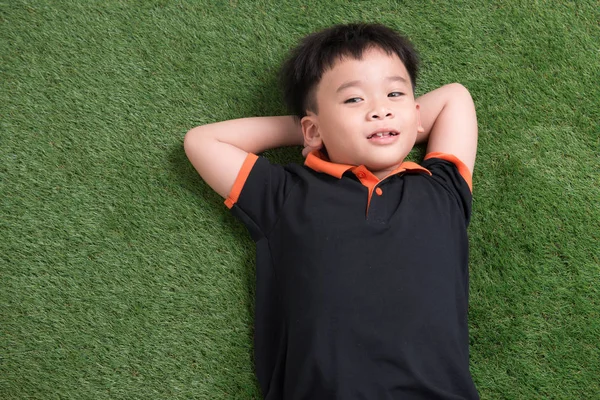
[
  {"left": 422, "top": 153, "right": 473, "bottom": 225},
  {"left": 225, "top": 154, "right": 297, "bottom": 241}
]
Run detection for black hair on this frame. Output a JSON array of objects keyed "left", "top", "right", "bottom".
[{"left": 280, "top": 23, "right": 419, "bottom": 119}]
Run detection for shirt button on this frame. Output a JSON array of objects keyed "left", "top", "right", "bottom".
[
  {"left": 375, "top": 187, "right": 383, "bottom": 196},
  {"left": 357, "top": 172, "right": 366, "bottom": 179}
]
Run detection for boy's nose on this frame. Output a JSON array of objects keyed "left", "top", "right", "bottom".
[{"left": 368, "top": 106, "right": 394, "bottom": 120}]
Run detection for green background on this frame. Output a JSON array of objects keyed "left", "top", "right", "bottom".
[{"left": 2, "top": 0, "right": 599, "bottom": 398}]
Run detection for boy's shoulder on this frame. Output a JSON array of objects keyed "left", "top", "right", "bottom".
[
  {"left": 227, "top": 152, "right": 472, "bottom": 241},
  {"left": 235, "top": 151, "right": 472, "bottom": 197},
  {"left": 239, "top": 151, "right": 471, "bottom": 206}
]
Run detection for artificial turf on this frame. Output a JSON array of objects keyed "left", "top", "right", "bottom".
[{"left": 1, "top": 0, "right": 599, "bottom": 398}]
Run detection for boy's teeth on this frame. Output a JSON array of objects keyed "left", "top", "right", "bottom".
[{"left": 369, "top": 132, "right": 394, "bottom": 138}]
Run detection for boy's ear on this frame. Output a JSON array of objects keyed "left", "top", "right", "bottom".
[
  {"left": 416, "top": 103, "right": 424, "bottom": 133},
  {"left": 301, "top": 112, "right": 323, "bottom": 147}
]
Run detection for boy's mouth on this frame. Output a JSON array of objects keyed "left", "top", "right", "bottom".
[{"left": 367, "top": 131, "right": 399, "bottom": 139}]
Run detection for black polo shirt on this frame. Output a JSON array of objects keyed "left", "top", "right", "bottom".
[{"left": 225, "top": 150, "right": 479, "bottom": 400}]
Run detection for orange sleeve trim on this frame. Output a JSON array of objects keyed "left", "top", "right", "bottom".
[
  {"left": 424, "top": 152, "right": 473, "bottom": 192},
  {"left": 224, "top": 153, "right": 259, "bottom": 209}
]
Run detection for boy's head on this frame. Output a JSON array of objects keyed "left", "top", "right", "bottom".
[
  {"left": 281, "top": 23, "right": 419, "bottom": 119},
  {"left": 280, "top": 23, "right": 423, "bottom": 176}
]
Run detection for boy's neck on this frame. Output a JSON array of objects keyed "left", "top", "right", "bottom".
[{"left": 371, "top": 165, "right": 402, "bottom": 180}]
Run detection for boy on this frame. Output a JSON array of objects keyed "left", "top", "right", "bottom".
[{"left": 185, "top": 23, "right": 479, "bottom": 399}]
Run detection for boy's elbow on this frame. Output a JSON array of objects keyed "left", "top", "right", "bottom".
[
  {"left": 183, "top": 128, "right": 196, "bottom": 151},
  {"left": 184, "top": 126, "right": 209, "bottom": 162},
  {"left": 184, "top": 126, "right": 209, "bottom": 151},
  {"left": 447, "top": 83, "right": 476, "bottom": 121},
  {"left": 447, "top": 83, "right": 473, "bottom": 101}
]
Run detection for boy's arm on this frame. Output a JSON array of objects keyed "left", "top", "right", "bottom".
[
  {"left": 415, "top": 83, "right": 478, "bottom": 174},
  {"left": 184, "top": 116, "right": 303, "bottom": 199}
]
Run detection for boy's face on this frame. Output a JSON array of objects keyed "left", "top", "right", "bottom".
[{"left": 302, "top": 47, "right": 422, "bottom": 178}]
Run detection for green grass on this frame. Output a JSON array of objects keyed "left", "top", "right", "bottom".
[{"left": 1, "top": 0, "right": 598, "bottom": 398}]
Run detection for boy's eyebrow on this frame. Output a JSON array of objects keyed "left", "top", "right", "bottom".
[
  {"left": 336, "top": 80, "right": 362, "bottom": 93},
  {"left": 387, "top": 76, "right": 408, "bottom": 84},
  {"left": 336, "top": 76, "right": 408, "bottom": 93}
]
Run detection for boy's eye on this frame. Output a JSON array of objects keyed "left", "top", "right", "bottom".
[
  {"left": 388, "top": 92, "right": 404, "bottom": 98},
  {"left": 344, "top": 97, "right": 363, "bottom": 104}
]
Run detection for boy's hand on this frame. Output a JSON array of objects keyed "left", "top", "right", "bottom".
[{"left": 302, "top": 141, "right": 322, "bottom": 158}]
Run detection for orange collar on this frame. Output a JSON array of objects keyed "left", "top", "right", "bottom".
[{"left": 305, "top": 150, "right": 431, "bottom": 184}]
